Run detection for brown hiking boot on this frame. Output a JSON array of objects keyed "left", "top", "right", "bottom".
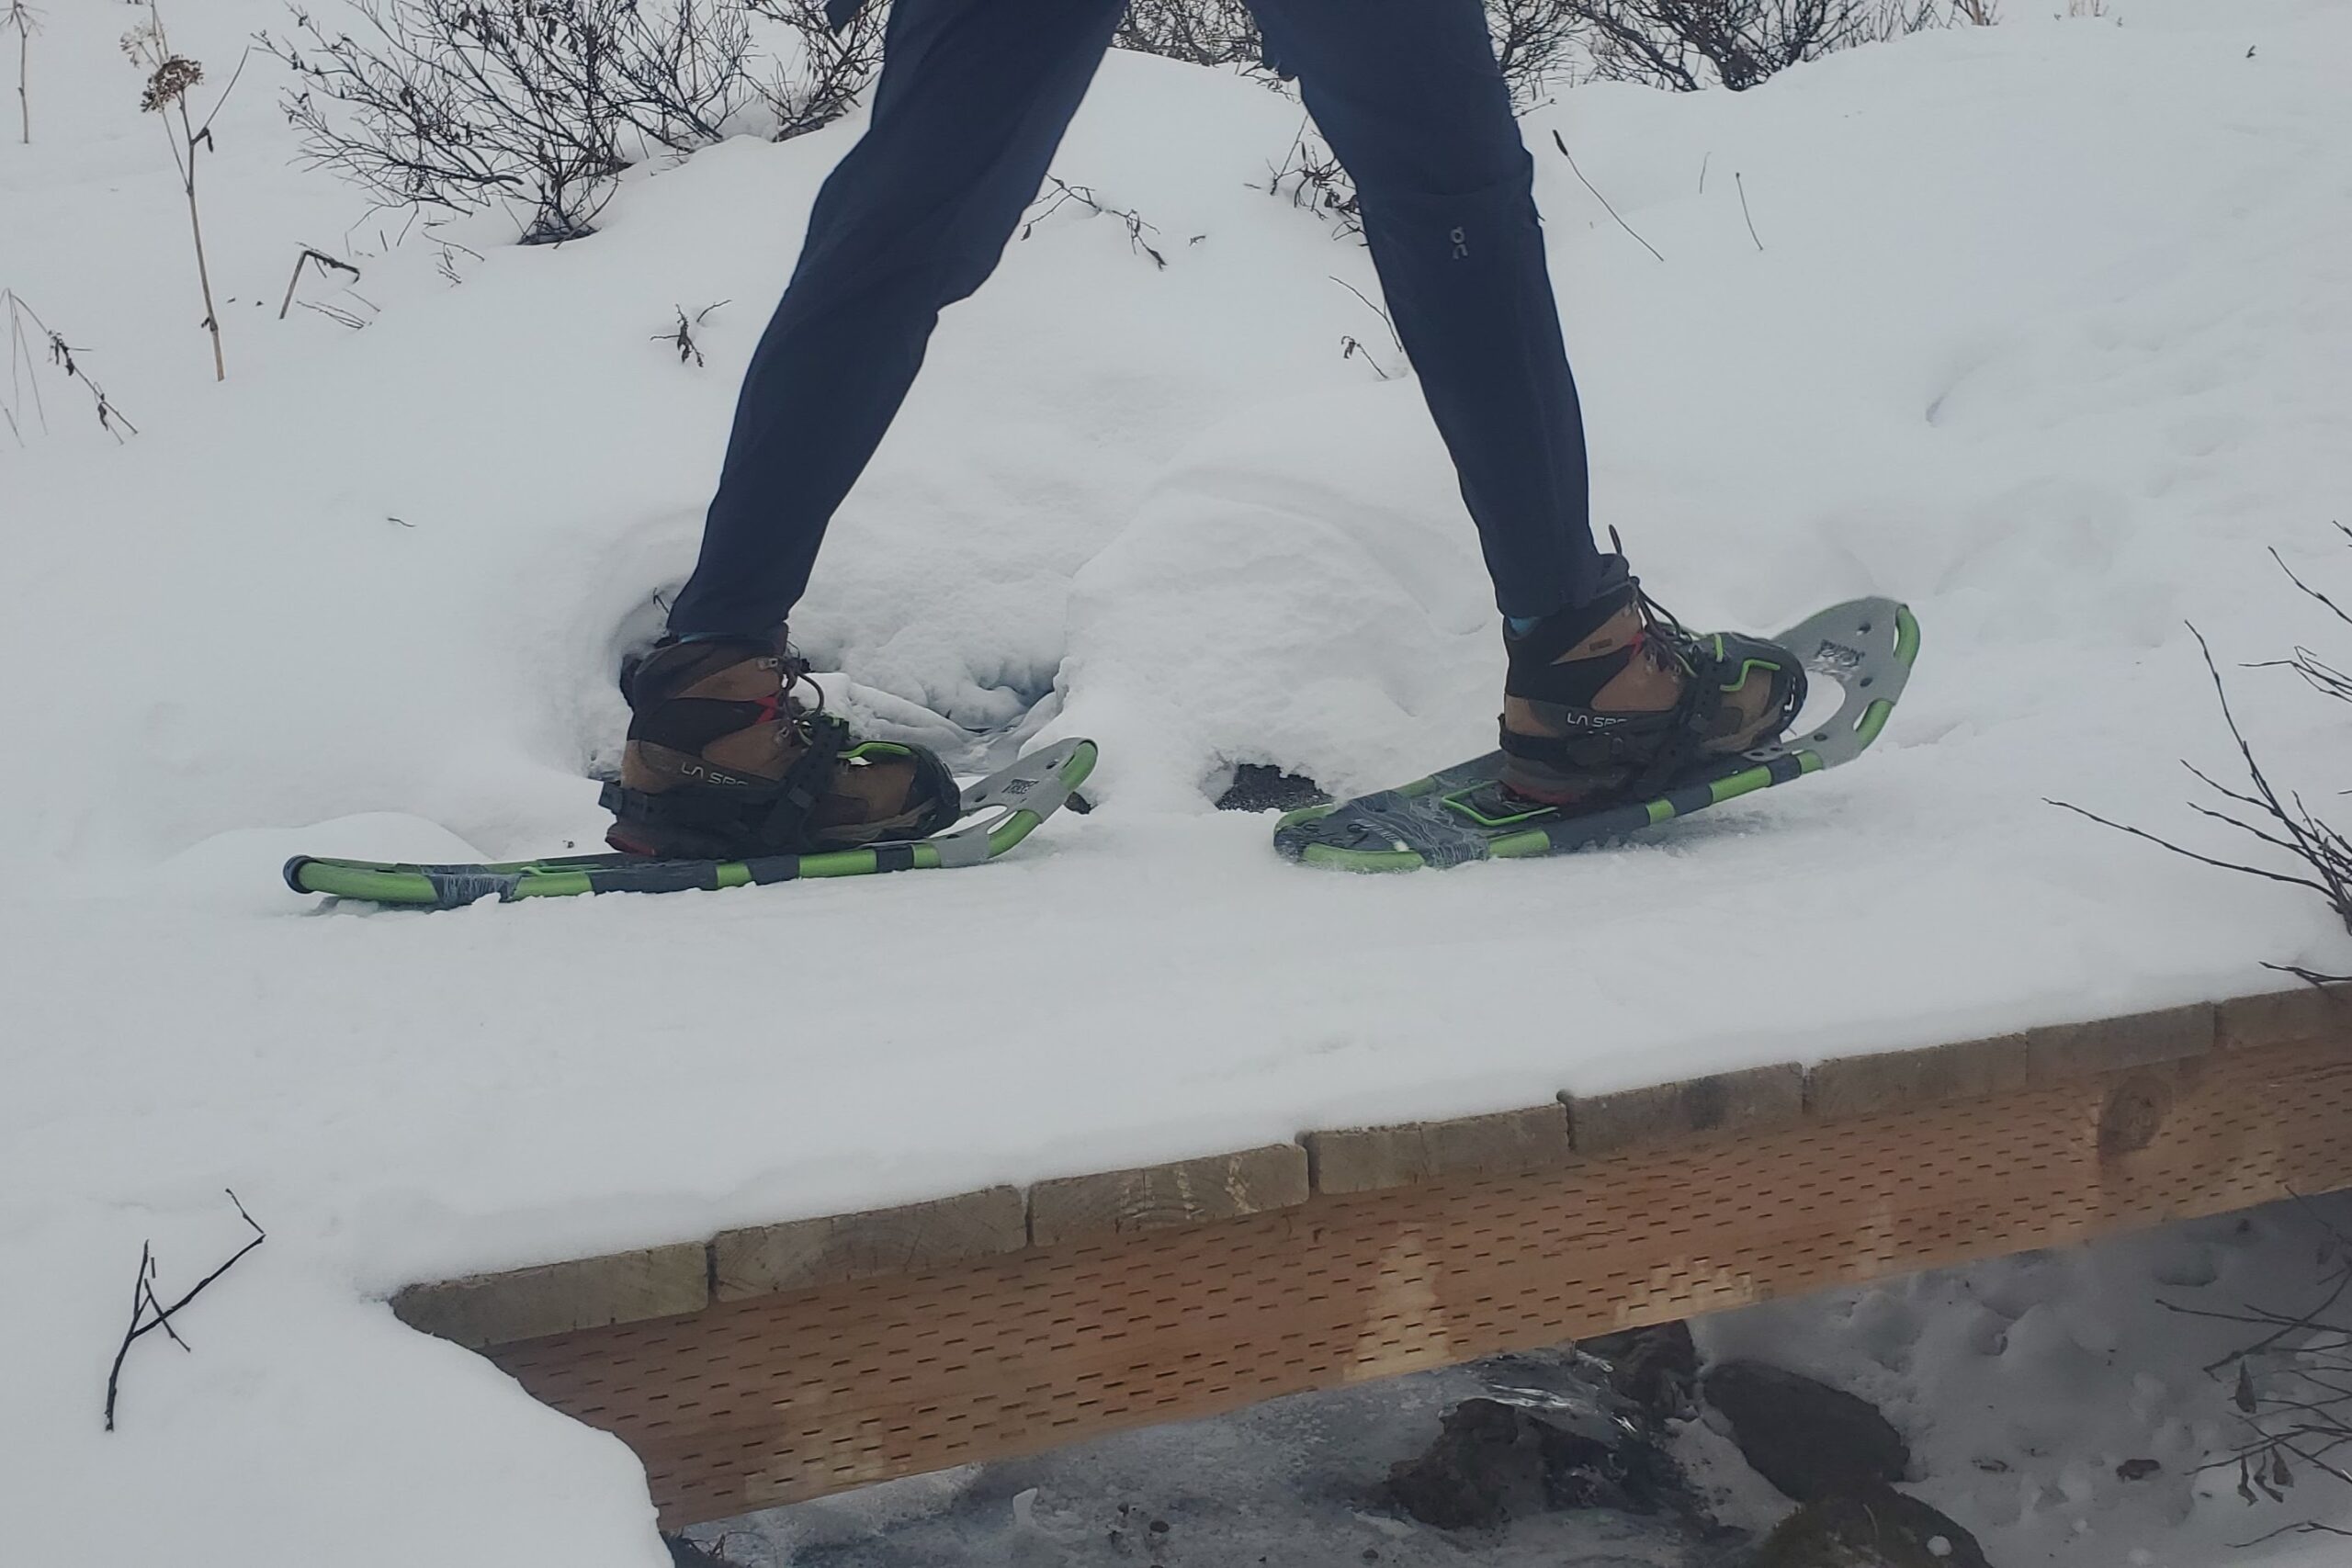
[
  {"left": 600, "top": 633, "right": 961, "bottom": 859},
  {"left": 1499, "top": 556, "right": 1806, "bottom": 809}
]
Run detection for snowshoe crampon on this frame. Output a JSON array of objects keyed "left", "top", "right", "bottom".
[
  {"left": 284, "top": 738, "right": 1097, "bottom": 908},
  {"left": 1274, "top": 599, "right": 1917, "bottom": 871}
]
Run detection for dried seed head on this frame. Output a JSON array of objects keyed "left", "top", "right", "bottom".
[{"left": 141, "top": 55, "right": 203, "bottom": 112}]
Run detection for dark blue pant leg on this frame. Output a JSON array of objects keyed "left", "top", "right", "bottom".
[
  {"left": 667, "top": 0, "right": 1126, "bottom": 637},
  {"left": 1249, "top": 0, "right": 1602, "bottom": 619}
]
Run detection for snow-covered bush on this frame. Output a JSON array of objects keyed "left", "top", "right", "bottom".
[{"left": 262, "top": 0, "right": 760, "bottom": 243}]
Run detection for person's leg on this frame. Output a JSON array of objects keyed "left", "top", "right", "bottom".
[
  {"left": 665, "top": 0, "right": 1126, "bottom": 638},
  {"left": 1252, "top": 3, "right": 1804, "bottom": 807},
  {"left": 1246, "top": 0, "right": 1600, "bottom": 621}
]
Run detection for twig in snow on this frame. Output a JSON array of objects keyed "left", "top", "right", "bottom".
[
  {"left": 1021, "top": 176, "right": 1168, "bottom": 268},
  {"left": 1550, "top": 130, "right": 1664, "bottom": 264},
  {"left": 123, "top": 8, "right": 246, "bottom": 380},
  {"left": 2, "top": 290, "right": 138, "bottom": 443},
  {"left": 1736, "top": 170, "right": 1764, "bottom": 252},
  {"left": 298, "top": 297, "right": 376, "bottom": 331},
  {"left": 5, "top": 0, "right": 38, "bottom": 145},
  {"left": 2234, "top": 1521, "right": 2352, "bottom": 1550},
  {"left": 431, "top": 239, "right": 484, "bottom": 288},
  {"left": 277, "top": 246, "right": 363, "bottom": 320},
  {"left": 654, "top": 301, "right": 729, "bottom": 367},
  {"left": 1339, "top": 335, "right": 1391, "bottom": 381},
  {"left": 1328, "top": 275, "right": 1401, "bottom": 353},
  {"left": 1256, "top": 119, "right": 1362, "bottom": 240},
  {"left": 104, "top": 1190, "right": 266, "bottom": 1432}
]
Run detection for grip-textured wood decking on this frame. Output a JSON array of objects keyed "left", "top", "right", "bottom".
[{"left": 388, "top": 987, "right": 2352, "bottom": 1527}]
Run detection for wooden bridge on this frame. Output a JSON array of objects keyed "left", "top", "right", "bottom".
[{"left": 390, "top": 985, "right": 2352, "bottom": 1528}]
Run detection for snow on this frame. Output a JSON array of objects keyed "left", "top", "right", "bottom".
[
  {"left": 6, "top": 0, "right": 2352, "bottom": 1563},
  {"left": 1685, "top": 1193, "right": 2352, "bottom": 1568}
]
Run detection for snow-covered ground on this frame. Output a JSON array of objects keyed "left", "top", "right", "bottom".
[{"left": 6, "top": 0, "right": 2352, "bottom": 1563}]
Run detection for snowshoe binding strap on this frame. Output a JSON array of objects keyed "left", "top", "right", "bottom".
[{"left": 601, "top": 714, "right": 854, "bottom": 857}]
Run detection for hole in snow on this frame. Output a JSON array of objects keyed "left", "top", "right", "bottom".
[{"left": 1214, "top": 764, "right": 1331, "bottom": 814}]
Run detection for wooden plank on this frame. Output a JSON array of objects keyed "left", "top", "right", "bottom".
[
  {"left": 1566, "top": 1062, "right": 1804, "bottom": 1155},
  {"left": 2024, "top": 1001, "right": 2213, "bottom": 1080},
  {"left": 2218, "top": 982, "right": 2352, "bottom": 1052},
  {"left": 1304, "top": 1105, "right": 1573, "bottom": 1195},
  {"left": 392, "top": 1244, "right": 706, "bottom": 1350},
  {"left": 1027, "top": 1143, "right": 1308, "bottom": 1246},
  {"left": 713, "top": 1186, "right": 1025, "bottom": 1301},
  {"left": 484, "top": 1034, "right": 2352, "bottom": 1526},
  {"left": 1808, "top": 1034, "right": 2030, "bottom": 1122}
]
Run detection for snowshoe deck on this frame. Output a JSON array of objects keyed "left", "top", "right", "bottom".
[
  {"left": 1274, "top": 599, "right": 1917, "bottom": 872},
  {"left": 285, "top": 738, "right": 1097, "bottom": 908}
]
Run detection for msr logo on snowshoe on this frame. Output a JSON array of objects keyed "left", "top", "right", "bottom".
[
  {"left": 1001, "top": 778, "right": 1035, "bottom": 795},
  {"left": 1812, "top": 638, "right": 1865, "bottom": 673}
]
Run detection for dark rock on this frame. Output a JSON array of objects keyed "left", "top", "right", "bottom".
[
  {"left": 1584, "top": 1321, "right": 1700, "bottom": 1418},
  {"left": 1386, "top": 1394, "right": 1682, "bottom": 1529},
  {"left": 1702, "top": 1361, "right": 1910, "bottom": 1504},
  {"left": 1747, "top": 1485, "right": 1992, "bottom": 1568},
  {"left": 2117, "top": 1457, "right": 2162, "bottom": 1481},
  {"left": 1214, "top": 763, "right": 1329, "bottom": 812}
]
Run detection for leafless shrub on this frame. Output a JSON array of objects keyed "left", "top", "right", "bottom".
[
  {"left": 1113, "top": 0, "right": 1261, "bottom": 69},
  {"left": 1568, "top": 0, "right": 1950, "bottom": 93},
  {"left": 1114, "top": 0, "right": 1579, "bottom": 107},
  {"left": 1487, "top": 0, "right": 1587, "bottom": 106},
  {"left": 2053, "top": 530, "right": 2352, "bottom": 987},
  {"left": 125, "top": 6, "right": 245, "bottom": 380},
  {"left": 260, "top": 0, "right": 758, "bottom": 243},
  {"left": 2154, "top": 1197, "right": 2352, "bottom": 1548},
  {"left": 6, "top": 0, "right": 38, "bottom": 144},
  {"left": 743, "top": 0, "right": 882, "bottom": 141},
  {"left": 2, "top": 290, "right": 140, "bottom": 446},
  {"left": 1257, "top": 118, "right": 1360, "bottom": 241}
]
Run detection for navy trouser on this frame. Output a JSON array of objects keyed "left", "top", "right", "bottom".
[{"left": 666, "top": 0, "right": 1602, "bottom": 637}]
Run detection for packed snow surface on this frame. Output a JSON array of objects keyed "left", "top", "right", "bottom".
[{"left": 5, "top": 1, "right": 2352, "bottom": 1564}]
